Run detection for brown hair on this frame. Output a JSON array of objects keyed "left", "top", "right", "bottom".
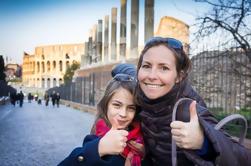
[{"left": 90, "top": 78, "right": 138, "bottom": 134}]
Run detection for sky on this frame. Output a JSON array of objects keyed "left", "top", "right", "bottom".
[{"left": 0, "top": 0, "right": 209, "bottom": 64}]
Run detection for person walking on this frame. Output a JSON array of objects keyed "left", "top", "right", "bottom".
[
  {"left": 51, "top": 91, "right": 56, "bottom": 107},
  {"left": 44, "top": 92, "right": 50, "bottom": 107},
  {"left": 18, "top": 91, "right": 24, "bottom": 107},
  {"left": 55, "top": 92, "right": 60, "bottom": 108}
]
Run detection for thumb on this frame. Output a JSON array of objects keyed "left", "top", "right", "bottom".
[
  {"left": 189, "top": 101, "right": 198, "bottom": 122},
  {"left": 111, "top": 118, "right": 119, "bottom": 130}
]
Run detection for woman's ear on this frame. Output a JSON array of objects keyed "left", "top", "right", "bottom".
[{"left": 175, "top": 71, "right": 185, "bottom": 83}]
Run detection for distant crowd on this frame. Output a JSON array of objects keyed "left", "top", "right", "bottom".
[{"left": 10, "top": 90, "right": 60, "bottom": 108}]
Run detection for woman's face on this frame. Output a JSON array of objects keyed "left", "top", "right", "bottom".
[
  {"left": 138, "top": 45, "right": 179, "bottom": 99},
  {"left": 107, "top": 87, "right": 136, "bottom": 129}
]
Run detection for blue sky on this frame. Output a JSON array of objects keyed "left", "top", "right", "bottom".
[{"left": 0, "top": 0, "right": 208, "bottom": 64}]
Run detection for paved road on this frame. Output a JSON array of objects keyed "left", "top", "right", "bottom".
[{"left": 0, "top": 101, "right": 95, "bottom": 166}]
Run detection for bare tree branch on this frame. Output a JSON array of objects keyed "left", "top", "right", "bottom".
[{"left": 193, "top": 0, "right": 251, "bottom": 61}]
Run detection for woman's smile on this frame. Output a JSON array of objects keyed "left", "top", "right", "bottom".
[{"left": 143, "top": 82, "right": 164, "bottom": 88}]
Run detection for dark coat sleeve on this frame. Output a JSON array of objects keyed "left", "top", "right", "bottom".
[{"left": 57, "top": 135, "right": 124, "bottom": 166}]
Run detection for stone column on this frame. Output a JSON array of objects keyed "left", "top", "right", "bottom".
[
  {"left": 145, "top": 0, "right": 154, "bottom": 42},
  {"left": 81, "top": 42, "right": 88, "bottom": 67},
  {"left": 92, "top": 24, "right": 97, "bottom": 63},
  {"left": 130, "top": 0, "right": 139, "bottom": 58},
  {"left": 88, "top": 37, "right": 92, "bottom": 65},
  {"left": 97, "top": 20, "right": 103, "bottom": 63},
  {"left": 104, "top": 15, "right": 109, "bottom": 62},
  {"left": 111, "top": 7, "right": 117, "bottom": 61},
  {"left": 120, "top": 0, "right": 127, "bottom": 60}
]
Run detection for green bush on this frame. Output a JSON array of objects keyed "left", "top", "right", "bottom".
[{"left": 209, "top": 107, "right": 251, "bottom": 139}]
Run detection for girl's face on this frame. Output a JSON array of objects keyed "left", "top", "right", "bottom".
[
  {"left": 107, "top": 87, "right": 136, "bottom": 129},
  {"left": 138, "top": 45, "right": 180, "bottom": 100}
]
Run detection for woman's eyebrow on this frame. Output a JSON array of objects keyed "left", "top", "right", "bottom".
[
  {"left": 128, "top": 104, "right": 136, "bottom": 107},
  {"left": 142, "top": 60, "right": 150, "bottom": 63},
  {"left": 159, "top": 62, "right": 170, "bottom": 66}
]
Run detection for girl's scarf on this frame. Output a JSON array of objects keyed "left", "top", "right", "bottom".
[{"left": 95, "top": 119, "right": 144, "bottom": 166}]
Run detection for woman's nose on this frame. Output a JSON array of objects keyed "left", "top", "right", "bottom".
[{"left": 148, "top": 68, "right": 157, "bottom": 80}]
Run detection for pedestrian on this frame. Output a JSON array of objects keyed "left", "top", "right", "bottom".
[
  {"left": 51, "top": 91, "right": 56, "bottom": 107},
  {"left": 56, "top": 92, "right": 60, "bottom": 107},
  {"left": 18, "top": 91, "right": 24, "bottom": 107},
  {"left": 44, "top": 92, "right": 50, "bottom": 106},
  {"left": 58, "top": 64, "right": 150, "bottom": 166},
  {"left": 34, "top": 93, "right": 38, "bottom": 101},
  {"left": 135, "top": 37, "right": 251, "bottom": 165},
  {"left": 28, "top": 93, "right": 32, "bottom": 103},
  {"left": 10, "top": 91, "right": 16, "bottom": 107}
]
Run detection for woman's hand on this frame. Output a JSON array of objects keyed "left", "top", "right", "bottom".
[
  {"left": 98, "top": 125, "right": 128, "bottom": 157},
  {"left": 170, "top": 101, "right": 204, "bottom": 150}
]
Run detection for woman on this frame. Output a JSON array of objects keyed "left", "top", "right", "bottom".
[
  {"left": 135, "top": 37, "right": 251, "bottom": 165},
  {"left": 58, "top": 64, "right": 148, "bottom": 166}
]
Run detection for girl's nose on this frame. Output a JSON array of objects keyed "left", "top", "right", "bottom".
[{"left": 118, "top": 107, "right": 127, "bottom": 117}]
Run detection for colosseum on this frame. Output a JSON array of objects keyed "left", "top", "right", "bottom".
[{"left": 22, "top": 43, "right": 84, "bottom": 88}]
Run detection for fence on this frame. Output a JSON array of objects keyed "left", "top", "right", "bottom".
[
  {"left": 48, "top": 70, "right": 112, "bottom": 106},
  {"left": 190, "top": 49, "right": 251, "bottom": 113},
  {"left": 49, "top": 49, "right": 251, "bottom": 113}
]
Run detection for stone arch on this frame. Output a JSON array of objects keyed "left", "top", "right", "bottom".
[
  {"left": 53, "top": 61, "right": 56, "bottom": 70},
  {"left": 59, "top": 61, "right": 63, "bottom": 71},
  {"left": 47, "top": 61, "right": 51, "bottom": 72},
  {"left": 42, "top": 78, "right": 45, "bottom": 88},
  {"left": 33, "top": 62, "right": 35, "bottom": 72},
  {"left": 47, "top": 78, "right": 50, "bottom": 88},
  {"left": 53, "top": 78, "right": 57, "bottom": 87},
  {"left": 42, "top": 62, "right": 45, "bottom": 73},
  {"left": 37, "top": 62, "right": 40, "bottom": 73},
  {"left": 59, "top": 78, "right": 63, "bottom": 85},
  {"left": 37, "top": 78, "right": 40, "bottom": 87},
  {"left": 66, "top": 61, "right": 70, "bottom": 69}
]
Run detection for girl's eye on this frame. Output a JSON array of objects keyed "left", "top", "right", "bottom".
[{"left": 112, "top": 103, "right": 121, "bottom": 108}]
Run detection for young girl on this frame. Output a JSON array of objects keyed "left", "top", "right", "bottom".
[
  {"left": 58, "top": 64, "right": 148, "bottom": 166},
  {"left": 135, "top": 37, "right": 251, "bottom": 165}
]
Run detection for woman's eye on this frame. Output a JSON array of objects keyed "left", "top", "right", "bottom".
[
  {"left": 127, "top": 107, "right": 136, "bottom": 112},
  {"left": 141, "top": 64, "right": 150, "bottom": 69},
  {"left": 162, "top": 66, "right": 169, "bottom": 71}
]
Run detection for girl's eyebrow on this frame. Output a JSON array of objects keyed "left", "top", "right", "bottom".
[{"left": 111, "top": 100, "right": 122, "bottom": 104}]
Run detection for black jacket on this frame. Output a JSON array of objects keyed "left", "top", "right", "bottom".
[{"left": 137, "top": 81, "right": 251, "bottom": 166}]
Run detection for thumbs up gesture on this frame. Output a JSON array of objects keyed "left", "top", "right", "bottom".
[
  {"left": 98, "top": 120, "right": 129, "bottom": 157},
  {"left": 170, "top": 101, "right": 204, "bottom": 149}
]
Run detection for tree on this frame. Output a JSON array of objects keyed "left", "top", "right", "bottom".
[
  {"left": 63, "top": 62, "right": 80, "bottom": 84},
  {"left": 194, "top": 0, "right": 251, "bottom": 61},
  {"left": 0, "top": 55, "right": 6, "bottom": 82}
]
